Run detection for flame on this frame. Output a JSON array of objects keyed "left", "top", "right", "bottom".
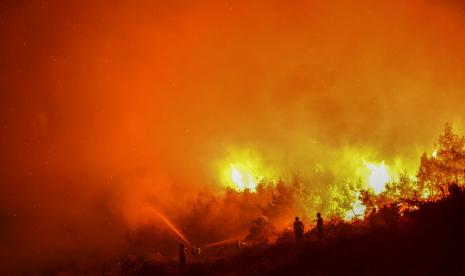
[
  {"left": 421, "top": 189, "right": 431, "bottom": 199},
  {"left": 365, "top": 161, "right": 390, "bottom": 194},
  {"left": 432, "top": 149, "right": 438, "bottom": 158},
  {"left": 217, "top": 147, "right": 273, "bottom": 192},
  {"left": 344, "top": 192, "right": 366, "bottom": 220},
  {"left": 230, "top": 165, "right": 258, "bottom": 192}
]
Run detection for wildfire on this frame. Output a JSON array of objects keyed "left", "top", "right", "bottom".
[
  {"left": 365, "top": 162, "right": 390, "bottom": 194},
  {"left": 345, "top": 192, "right": 366, "bottom": 220},
  {"left": 218, "top": 147, "right": 416, "bottom": 220},
  {"left": 432, "top": 149, "right": 438, "bottom": 158},
  {"left": 218, "top": 148, "right": 272, "bottom": 192},
  {"left": 230, "top": 165, "right": 258, "bottom": 192}
]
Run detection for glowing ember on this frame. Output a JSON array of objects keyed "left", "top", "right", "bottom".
[{"left": 365, "top": 162, "right": 390, "bottom": 194}]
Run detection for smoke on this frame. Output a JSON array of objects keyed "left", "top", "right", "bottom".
[{"left": 1, "top": 0, "right": 465, "bottom": 273}]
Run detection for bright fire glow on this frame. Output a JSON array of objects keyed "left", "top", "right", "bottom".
[
  {"left": 365, "top": 162, "right": 390, "bottom": 194},
  {"left": 421, "top": 189, "right": 431, "bottom": 199},
  {"left": 230, "top": 165, "right": 258, "bottom": 192},
  {"left": 432, "top": 149, "right": 438, "bottom": 158},
  {"left": 345, "top": 192, "right": 366, "bottom": 220}
]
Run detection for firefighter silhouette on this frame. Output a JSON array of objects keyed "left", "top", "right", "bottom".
[
  {"left": 293, "top": 217, "right": 305, "bottom": 244},
  {"left": 314, "top": 212, "right": 324, "bottom": 238},
  {"left": 179, "top": 243, "right": 187, "bottom": 269}
]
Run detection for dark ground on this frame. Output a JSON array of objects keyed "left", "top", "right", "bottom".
[{"left": 132, "top": 186, "right": 465, "bottom": 276}]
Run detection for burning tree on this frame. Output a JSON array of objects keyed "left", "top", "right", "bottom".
[
  {"left": 354, "top": 124, "right": 465, "bottom": 214},
  {"left": 181, "top": 123, "right": 465, "bottom": 251},
  {"left": 417, "top": 123, "right": 465, "bottom": 199},
  {"left": 384, "top": 171, "right": 416, "bottom": 200}
]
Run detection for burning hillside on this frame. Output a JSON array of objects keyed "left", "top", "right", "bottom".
[
  {"left": 36, "top": 123, "right": 465, "bottom": 275},
  {"left": 112, "top": 124, "right": 465, "bottom": 275},
  {"left": 28, "top": 124, "right": 465, "bottom": 275}
]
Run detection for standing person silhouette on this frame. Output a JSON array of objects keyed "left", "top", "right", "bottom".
[
  {"left": 314, "top": 213, "right": 324, "bottom": 238},
  {"left": 293, "top": 217, "right": 305, "bottom": 245},
  {"left": 179, "top": 243, "right": 187, "bottom": 269}
]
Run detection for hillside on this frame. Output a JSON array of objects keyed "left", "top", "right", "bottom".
[{"left": 132, "top": 185, "right": 465, "bottom": 275}]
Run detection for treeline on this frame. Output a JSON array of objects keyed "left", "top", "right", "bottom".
[{"left": 361, "top": 123, "right": 465, "bottom": 214}]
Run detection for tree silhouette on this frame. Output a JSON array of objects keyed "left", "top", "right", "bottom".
[{"left": 417, "top": 123, "right": 465, "bottom": 199}]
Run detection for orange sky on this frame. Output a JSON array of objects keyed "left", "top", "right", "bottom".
[{"left": 1, "top": 0, "right": 465, "bottom": 273}]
